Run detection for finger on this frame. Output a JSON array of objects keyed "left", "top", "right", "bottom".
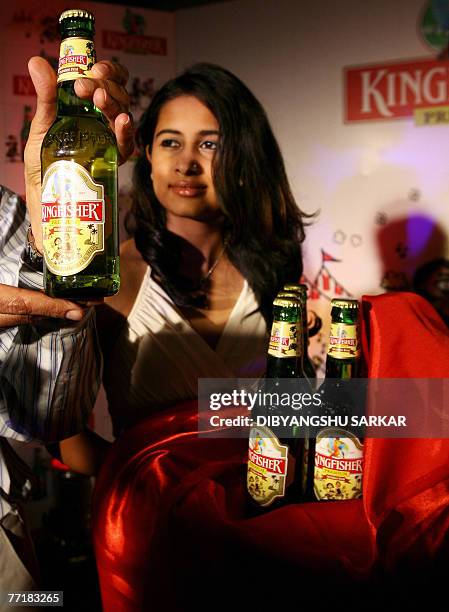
[
  {"left": 93, "top": 87, "right": 129, "bottom": 122},
  {"left": 27, "top": 57, "right": 57, "bottom": 137},
  {"left": 0, "top": 286, "right": 86, "bottom": 321},
  {"left": 91, "top": 60, "right": 129, "bottom": 86},
  {"left": 75, "top": 78, "right": 130, "bottom": 111},
  {"left": 114, "top": 113, "right": 135, "bottom": 164}
]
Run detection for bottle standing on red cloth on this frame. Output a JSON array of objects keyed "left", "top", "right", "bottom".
[
  {"left": 302, "top": 298, "right": 364, "bottom": 501},
  {"left": 284, "top": 283, "right": 317, "bottom": 386},
  {"left": 247, "top": 296, "right": 306, "bottom": 510}
]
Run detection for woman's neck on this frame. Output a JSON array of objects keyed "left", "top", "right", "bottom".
[{"left": 166, "top": 213, "right": 225, "bottom": 275}]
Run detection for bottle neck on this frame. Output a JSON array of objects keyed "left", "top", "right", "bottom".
[
  {"left": 266, "top": 354, "right": 298, "bottom": 378},
  {"left": 56, "top": 80, "right": 99, "bottom": 118},
  {"left": 325, "top": 356, "right": 358, "bottom": 379}
]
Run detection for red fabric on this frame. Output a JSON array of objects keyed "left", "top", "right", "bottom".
[{"left": 92, "top": 292, "right": 449, "bottom": 611}]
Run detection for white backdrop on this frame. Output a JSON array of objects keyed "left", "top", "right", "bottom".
[{"left": 176, "top": 0, "right": 449, "bottom": 370}]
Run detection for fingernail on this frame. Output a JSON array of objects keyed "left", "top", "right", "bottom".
[
  {"left": 65, "top": 310, "right": 84, "bottom": 321},
  {"left": 76, "top": 78, "right": 95, "bottom": 94},
  {"left": 92, "top": 63, "right": 107, "bottom": 78}
]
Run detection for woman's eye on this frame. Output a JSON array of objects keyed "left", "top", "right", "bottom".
[
  {"left": 160, "top": 139, "right": 180, "bottom": 148},
  {"left": 200, "top": 140, "right": 218, "bottom": 151}
]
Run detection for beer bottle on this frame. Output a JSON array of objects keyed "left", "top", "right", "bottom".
[
  {"left": 247, "top": 296, "right": 305, "bottom": 509},
  {"left": 284, "top": 283, "right": 317, "bottom": 384},
  {"left": 302, "top": 298, "right": 363, "bottom": 501},
  {"left": 41, "top": 9, "right": 119, "bottom": 299}
]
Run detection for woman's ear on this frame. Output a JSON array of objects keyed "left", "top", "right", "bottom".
[{"left": 145, "top": 144, "right": 152, "bottom": 163}]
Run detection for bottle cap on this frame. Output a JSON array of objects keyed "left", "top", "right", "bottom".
[
  {"left": 331, "top": 298, "right": 359, "bottom": 309},
  {"left": 273, "top": 297, "right": 300, "bottom": 308},
  {"left": 284, "top": 283, "right": 308, "bottom": 299},
  {"left": 277, "top": 291, "right": 298, "bottom": 299},
  {"left": 59, "top": 9, "right": 95, "bottom": 23}
]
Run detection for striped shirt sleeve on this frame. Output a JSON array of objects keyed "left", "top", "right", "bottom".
[{"left": 0, "top": 185, "right": 102, "bottom": 443}]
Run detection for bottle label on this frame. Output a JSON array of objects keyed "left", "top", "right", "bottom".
[
  {"left": 313, "top": 428, "right": 363, "bottom": 500},
  {"left": 57, "top": 37, "right": 96, "bottom": 83},
  {"left": 268, "top": 321, "right": 300, "bottom": 357},
  {"left": 328, "top": 323, "right": 360, "bottom": 359},
  {"left": 41, "top": 161, "right": 105, "bottom": 276},
  {"left": 247, "top": 426, "right": 290, "bottom": 507}
]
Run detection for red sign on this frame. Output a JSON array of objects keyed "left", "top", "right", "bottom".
[
  {"left": 344, "top": 57, "right": 449, "bottom": 122},
  {"left": 42, "top": 201, "right": 104, "bottom": 223},
  {"left": 13, "top": 75, "right": 36, "bottom": 97},
  {"left": 248, "top": 449, "right": 287, "bottom": 475},
  {"left": 102, "top": 30, "right": 167, "bottom": 55}
]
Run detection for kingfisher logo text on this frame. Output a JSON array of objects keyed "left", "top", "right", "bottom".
[{"left": 345, "top": 57, "right": 449, "bottom": 124}]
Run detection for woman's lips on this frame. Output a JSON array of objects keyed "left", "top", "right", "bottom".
[{"left": 170, "top": 182, "right": 207, "bottom": 197}]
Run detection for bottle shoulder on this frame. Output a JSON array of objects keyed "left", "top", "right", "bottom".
[{"left": 42, "top": 115, "right": 117, "bottom": 165}]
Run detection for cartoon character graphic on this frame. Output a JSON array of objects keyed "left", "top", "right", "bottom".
[
  {"left": 327, "top": 437, "right": 349, "bottom": 459},
  {"left": 251, "top": 436, "right": 264, "bottom": 454},
  {"left": 63, "top": 43, "right": 75, "bottom": 56},
  {"left": 324, "top": 482, "right": 336, "bottom": 499}
]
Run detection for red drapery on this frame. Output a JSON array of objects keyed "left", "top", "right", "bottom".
[{"left": 93, "top": 292, "right": 449, "bottom": 611}]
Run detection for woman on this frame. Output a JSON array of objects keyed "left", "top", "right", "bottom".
[{"left": 61, "top": 62, "right": 310, "bottom": 468}]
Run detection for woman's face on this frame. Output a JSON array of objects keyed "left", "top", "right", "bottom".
[{"left": 147, "top": 95, "right": 221, "bottom": 222}]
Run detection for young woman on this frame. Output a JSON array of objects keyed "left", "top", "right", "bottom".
[{"left": 60, "top": 63, "right": 310, "bottom": 469}]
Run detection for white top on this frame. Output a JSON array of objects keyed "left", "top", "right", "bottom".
[{"left": 104, "top": 267, "right": 268, "bottom": 434}]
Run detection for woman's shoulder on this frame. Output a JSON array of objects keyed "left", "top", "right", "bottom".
[
  {"left": 120, "top": 238, "right": 143, "bottom": 262},
  {"left": 104, "top": 238, "right": 148, "bottom": 318}
]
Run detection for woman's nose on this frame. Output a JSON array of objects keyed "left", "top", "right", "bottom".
[{"left": 175, "top": 152, "right": 202, "bottom": 175}]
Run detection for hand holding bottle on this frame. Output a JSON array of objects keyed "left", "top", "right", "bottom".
[{"left": 24, "top": 56, "right": 134, "bottom": 253}]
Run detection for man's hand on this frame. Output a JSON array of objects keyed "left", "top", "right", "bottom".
[
  {"left": 0, "top": 284, "right": 95, "bottom": 327},
  {"left": 25, "top": 57, "right": 134, "bottom": 253}
]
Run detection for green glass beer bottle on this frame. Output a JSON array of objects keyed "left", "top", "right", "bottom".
[
  {"left": 302, "top": 298, "right": 363, "bottom": 501},
  {"left": 284, "top": 283, "right": 317, "bottom": 384},
  {"left": 41, "top": 9, "right": 119, "bottom": 298},
  {"left": 247, "top": 296, "right": 305, "bottom": 509}
]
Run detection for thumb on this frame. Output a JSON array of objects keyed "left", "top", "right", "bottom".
[
  {"left": 0, "top": 285, "right": 85, "bottom": 322},
  {"left": 28, "top": 56, "right": 57, "bottom": 137}
]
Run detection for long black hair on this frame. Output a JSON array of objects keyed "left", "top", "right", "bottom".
[{"left": 126, "top": 62, "right": 311, "bottom": 326}]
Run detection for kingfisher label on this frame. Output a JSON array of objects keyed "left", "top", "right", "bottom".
[
  {"left": 328, "top": 323, "right": 360, "bottom": 359},
  {"left": 57, "top": 37, "right": 96, "bottom": 83},
  {"left": 313, "top": 428, "right": 363, "bottom": 500},
  {"left": 268, "top": 321, "right": 299, "bottom": 358},
  {"left": 247, "top": 426, "right": 290, "bottom": 507},
  {"left": 41, "top": 161, "right": 105, "bottom": 275}
]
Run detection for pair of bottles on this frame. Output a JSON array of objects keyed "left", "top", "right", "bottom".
[
  {"left": 247, "top": 294, "right": 363, "bottom": 509},
  {"left": 41, "top": 9, "right": 119, "bottom": 298}
]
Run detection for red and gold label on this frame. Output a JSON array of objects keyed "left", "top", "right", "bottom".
[
  {"left": 327, "top": 323, "right": 360, "bottom": 359},
  {"left": 42, "top": 161, "right": 105, "bottom": 276},
  {"left": 247, "top": 426, "right": 290, "bottom": 507},
  {"left": 313, "top": 428, "right": 363, "bottom": 500},
  {"left": 268, "top": 321, "right": 299, "bottom": 358},
  {"left": 57, "top": 37, "right": 96, "bottom": 83}
]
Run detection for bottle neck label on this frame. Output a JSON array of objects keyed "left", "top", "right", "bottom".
[
  {"left": 327, "top": 322, "right": 360, "bottom": 360},
  {"left": 247, "top": 426, "right": 289, "bottom": 507},
  {"left": 313, "top": 428, "right": 363, "bottom": 500},
  {"left": 41, "top": 161, "right": 105, "bottom": 275},
  {"left": 58, "top": 36, "right": 96, "bottom": 83},
  {"left": 268, "top": 320, "right": 300, "bottom": 358}
]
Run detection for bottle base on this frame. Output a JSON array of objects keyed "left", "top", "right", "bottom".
[{"left": 45, "top": 274, "right": 120, "bottom": 300}]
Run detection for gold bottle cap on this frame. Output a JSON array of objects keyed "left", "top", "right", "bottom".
[
  {"left": 59, "top": 9, "right": 95, "bottom": 23},
  {"left": 277, "top": 291, "right": 298, "bottom": 298},
  {"left": 331, "top": 298, "right": 359, "bottom": 309},
  {"left": 273, "top": 297, "right": 300, "bottom": 308}
]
